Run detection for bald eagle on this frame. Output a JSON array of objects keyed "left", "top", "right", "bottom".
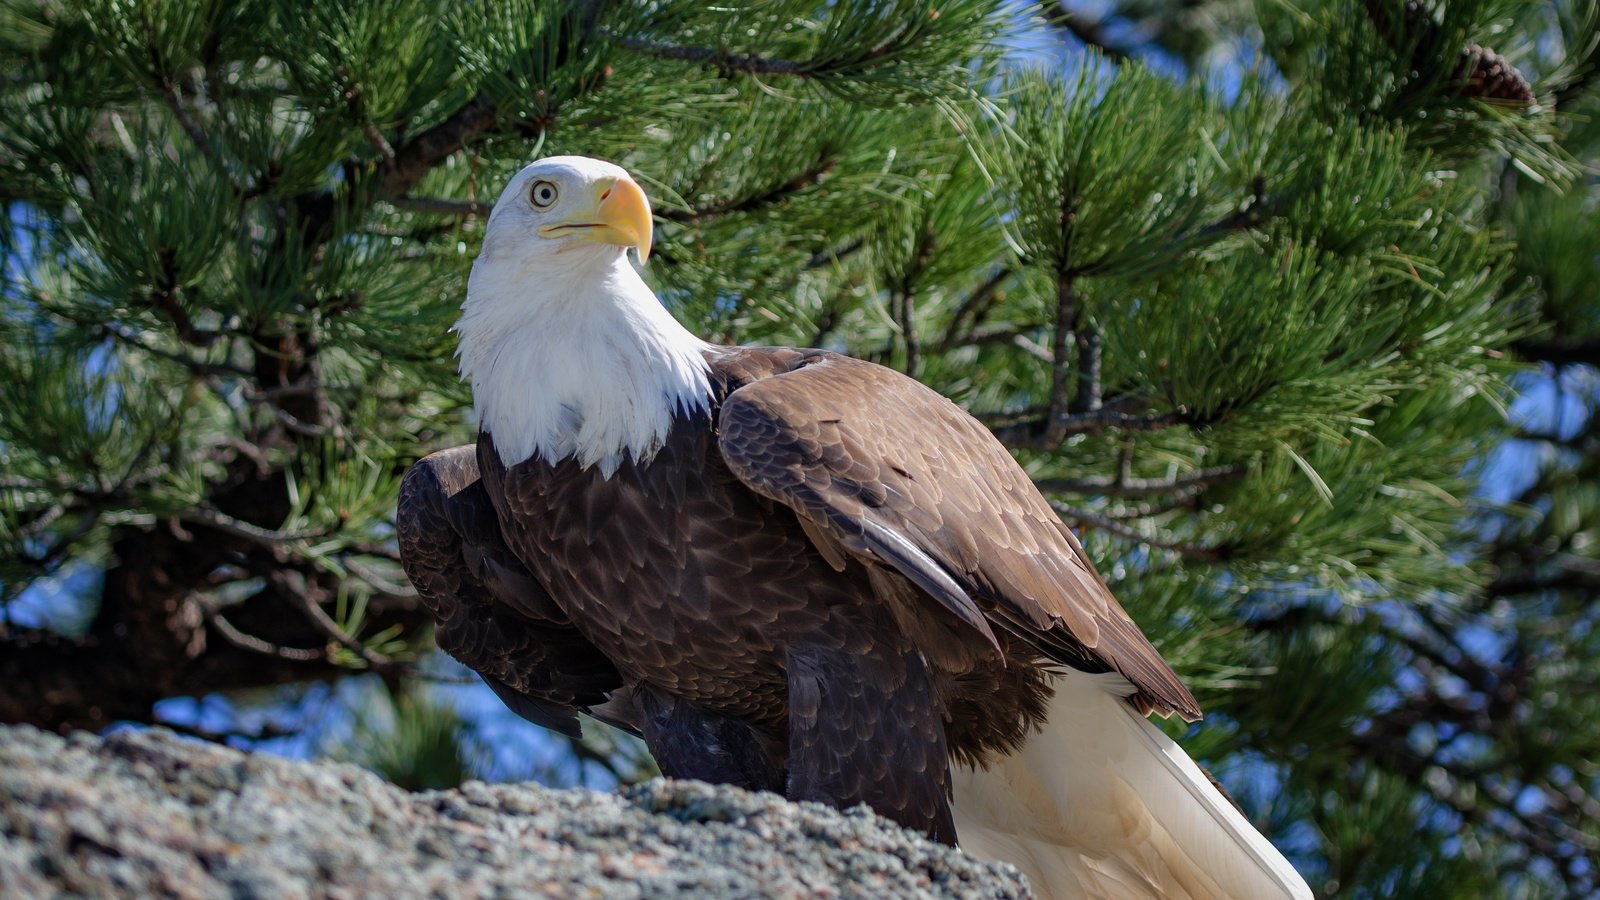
[{"left": 398, "top": 156, "right": 1311, "bottom": 900}]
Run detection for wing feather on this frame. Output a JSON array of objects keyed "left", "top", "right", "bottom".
[
  {"left": 398, "top": 445, "right": 630, "bottom": 737},
  {"left": 716, "top": 353, "right": 1200, "bottom": 721}
]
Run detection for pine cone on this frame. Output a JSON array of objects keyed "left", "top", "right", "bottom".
[
  {"left": 1365, "top": 1, "right": 1537, "bottom": 107},
  {"left": 1455, "top": 43, "right": 1536, "bottom": 105}
]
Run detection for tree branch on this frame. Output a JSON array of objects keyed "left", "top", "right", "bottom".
[
  {"left": 179, "top": 508, "right": 327, "bottom": 545},
  {"left": 615, "top": 23, "right": 915, "bottom": 79},
  {"left": 344, "top": 557, "right": 419, "bottom": 600},
  {"left": 1049, "top": 500, "right": 1230, "bottom": 561},
  {"left": 149, "top": 261, "right": 222, "bottom": 348},
  {"left": 1513, "top": 336, "right": 1600, "bottom": 367},
  {"left": 616, "top": 37, "right": 810, "bottom": 75},
  {"left": 275, "top": 571, "right": 399, "bottom": 672},
  {"left": 659, "top": 155, "right": 839, "bottom": 223},
  {"left": 1035, "top": 463, "right": 1246, "bottom": 497},
  {"left": 98, "top": 324, "right": 251, "bottom": 379},
  {"left": 379, "top": 94, "right": 498, "bottom": 199},
  {"left": 940, "top": 267, "right": 1011, "bottom": 349},
  {"left": 142, "top": 5, "right": 234, "bottom": 190},
  {"left": 1073, "top": 320, "right": 1102, "bottom": 413},
  {"left": 1045, "top": 267, "right": 1078, "bottom": 445},
  {"left": 984, "top": 405, "right": 1188, "bottom": 448},
  {"left": 892, "top": 223, "right": 937, "bottom": 377},
  {"left": 806, "top": 238, "right": 865, "bottom": 270},
  {"left": 0, "top": 599, "right": 351, "bottom": 732},
  {"left": 391, "top": 196, "right": 487, "bottom": 217},
  {"left": 205, "top": 606, "right": 325, "bottom": 662},
  {"left": 1036, "top": 1, "right": 1131, "bottom": 62}
]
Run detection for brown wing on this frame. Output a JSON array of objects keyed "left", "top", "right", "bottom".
[
  {"left": 716, "top": 353, "right": 1201, "bottom": 721},
  {"left": 397, "top": 445, "right": 630, "bottom": 737}
]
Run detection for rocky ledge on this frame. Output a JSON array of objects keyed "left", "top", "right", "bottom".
[{"left": 0, "top": 725, "right": 1026, "bottom": 898}]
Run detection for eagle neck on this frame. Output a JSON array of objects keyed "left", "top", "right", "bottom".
[{"left": 455, "top": 250, "right": 714, "bottom": 476}]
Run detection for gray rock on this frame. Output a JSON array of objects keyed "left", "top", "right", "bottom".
[{"left": 0, "top": 725, "right": 1028, "bottom": 899}]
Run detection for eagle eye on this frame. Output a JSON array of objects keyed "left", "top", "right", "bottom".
[{"left": 529, "top": 180, "right": 559, "bottom": 209}]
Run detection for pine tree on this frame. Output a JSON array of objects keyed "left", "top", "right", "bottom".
[{"left": 2, "top": 2, "right": 1597, "bottom": 895}]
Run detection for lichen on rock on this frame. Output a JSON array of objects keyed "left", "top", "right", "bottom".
[{"left": 0, "top": 725, "right": 1028, "bottom": 899}]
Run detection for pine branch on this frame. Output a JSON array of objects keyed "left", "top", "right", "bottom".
[
  {"left": 1553, "top": 61, "right": 1597, "bottom": 109},
  {"left": 0, "top": 557, "right": 399, "bottom": 729},
  {"left": 270, "top": 404, "right": 336, "bottom": 439},
  {"left": 99, "top": 323, "right": 251, "bottom": 379},
  {"left": 1035, "top": 463, "right": 1247, "bottom": 498},
  {"left": 379, "top": 94, "right": 498, "bottom": 199},
  {"left": 1513, "top": 336, "right": 1600, "bottom": 367},
  {"left": 940, "top": 321, "right": 1054, "bottom": 357},
  {"left": 1354, "top": 700, "right": 1593, "bottom": 889},
  {"left": 139, "top": 4, "right": 234, "bottom": 190},
  {"left": 344, "top": 557, "right": 419, "bottom": 600},
  {"left": 391, "top": 196, "right": 487, "bottom": 217},
  {"left": 614, "top": 22, "right": 916, "bottom": 79},
  {"left": 179, "top": 508, "right": 328, "bottom": 544},
  {"left": 1073, "top": 321, "right": 1101, "bottom": 413},
  {"left": 16, "top": 498, "right": 69, "bottom": 540},
  {"left": 12, "top": 509, "right": 101, "bottom": 575},
  {"left": 984, "top": 404, "right": 1188, "bottom": 448},
  {"left": 892, "top": 223, "right": 937, "bottom": 377},
  {"left": 150, "top": 247, "right": 222, "bottom": 347},
  {"left": 806, "top": 238, "right": 865, "bottom": 270},
  {"left": 341, "top": 72, "right": 398, "bottom": 164},
  {"left": 204, "top": 605, "right": 325, "bottom": 662},
  {"left": 1049, "top": 500, "right": 1230, "bottom": 561},
  {"left": 894, "top": 290, "right": 920, "bottom": 376},
  {"left": 1064, "top": 177, "right": 1275, "bottom": 278},
  {"left": 616, "top": 36, "right": 811, "bottom": 75},
  {"left": 808, "top": 287, "right": 850, "bottom": 348},
  {"left": 1098, "top": 492, "right": 1203, "bottom": 520},
  {"left": 1035, "top": 1, "right": 1130, "bottom": 62},
  {"left": 343, "top": 540, "right": 404, "bottom": 562},
  {"left": 660, "top": 154, "right": 840, "bottom": 223},
  {"left": 243, "top": 381, "right": 353, "bottom": 402},
  {"left": 1045, "top": 267, "right": 1078, "bottom": 445},
  {"left": 275, "top": 570, "right": 399, "bottom": 673},
  {"left": 939, "top": 267, "right": 1011, "bottom": 349}
]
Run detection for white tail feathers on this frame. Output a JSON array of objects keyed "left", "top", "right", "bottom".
[{"left": 951, "top": 670, "right": 1312, "bottom": 900}]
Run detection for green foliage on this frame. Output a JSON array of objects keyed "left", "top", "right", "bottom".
[
  {"left": 336, "top": 681, "right": 479, "bottom": 791},
  {"left": 1266, "top": 0, "right": 1583, "bottom": 183},
  {"left": 1505, "top": 152, "right": 1600, "bottom": 340},
  {"left": 1315, "top": 769, "right": 1504, "bottom": 899},
  {"left": 1004, "top": 60, "right": 1216, "bottom": 277},
  {"left": 450, "top": 0, "right": 635, "bottom": 135},
  {"left": 623, "top": 0, "right": 1004, "bottom": 101},
  {"left": 269, "top": 0, "right": 460, "bottom": 130}
]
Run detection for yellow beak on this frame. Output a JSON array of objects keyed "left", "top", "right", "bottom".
[{"left": 538, "top": 176, "right": 653, "bottom": 264}]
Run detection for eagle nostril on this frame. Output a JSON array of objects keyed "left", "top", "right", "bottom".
[{"left": 599, "top": 187, "right": 612, "bottom": 201}]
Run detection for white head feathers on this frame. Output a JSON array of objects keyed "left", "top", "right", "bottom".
[{"left": 454, "top": 156, "right": 713, "bottom": 476}]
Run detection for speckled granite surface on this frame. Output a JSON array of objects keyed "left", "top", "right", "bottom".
[{"left": 0, "top": 725, "right": 1027, "bottom": 898}]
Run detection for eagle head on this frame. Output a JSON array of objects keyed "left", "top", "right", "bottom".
[
  {"left": 481, "top": 155, "right": 653, "bottom": 266},
  {"left": 457, "top": 156, "right": 711, "bottom": 475}
]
